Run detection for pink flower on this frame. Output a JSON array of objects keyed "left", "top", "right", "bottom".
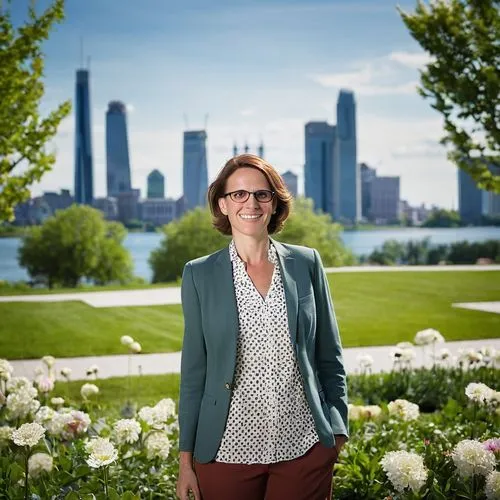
[{"left": 483, "top": 438, "right": 500, "bottom": 454}]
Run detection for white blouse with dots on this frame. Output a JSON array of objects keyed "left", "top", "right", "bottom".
[{"left": 215, "top": 240, "right": 319, "bottom": 464}]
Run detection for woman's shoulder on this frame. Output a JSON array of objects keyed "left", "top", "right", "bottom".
[
  {"left": 272, "top": 240, "right": 318, "bottom": 264},
  {"left": 184, "top": 246, "right": 228, "bottom": 271}
]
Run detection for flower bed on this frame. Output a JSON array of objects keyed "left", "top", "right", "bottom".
[{"left": 0, "top": 335, "right": 498, "bottom": 499}]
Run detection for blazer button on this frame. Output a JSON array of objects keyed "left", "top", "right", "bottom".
[{"left": 225, "top": 382, "right": 231, "bottom": 390}]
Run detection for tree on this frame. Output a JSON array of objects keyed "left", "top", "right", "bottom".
[
  {"left": 149, "top": 199, "right": 357, "bottom": 283},
  {"left": 18, "top": 205, "right": 133, "bottom": 288},
  {"left": 275, "top": 197, "right": 357, "bottom": 267},
  {"left": 0, "top": 0, "right": 71, "bottom": 222},
  {"left": 399, "top": 0, "right": 500, "bottom": 192},
  {"left": 149, "top": 208, "right": 228, "bottom": 283},
  {"left": 422, "top": 208, "right": 462, "bottom": 227}
]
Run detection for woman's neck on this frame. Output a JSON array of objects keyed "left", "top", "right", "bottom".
[{"left": 232, "top": 233, "right": 270, "bottom": 265}]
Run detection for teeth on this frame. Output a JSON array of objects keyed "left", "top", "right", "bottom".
[{"left": 240, "top": 214, "right": 261, "bottom": 219}]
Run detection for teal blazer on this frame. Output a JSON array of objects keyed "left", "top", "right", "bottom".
[{"left": 179, "top": 239, "right": 349, "bottom": 464}]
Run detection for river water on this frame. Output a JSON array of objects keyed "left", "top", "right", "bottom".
[{"left": 1, "top": 226, "right": 499, "bottom": 283}]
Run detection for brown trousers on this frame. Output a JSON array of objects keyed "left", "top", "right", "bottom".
[{"left": 194, "top": 442, "right": 338, "bottom": 500}]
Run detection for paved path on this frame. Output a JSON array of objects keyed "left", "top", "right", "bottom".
[
  {"left": 9, "top": 339, "right": 500, "bottom": 382},
  {"left": 0, "top": 265, "right": 498, "bottom": 308}
]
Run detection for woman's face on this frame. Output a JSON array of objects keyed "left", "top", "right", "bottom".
[{"left": 218, "top": 167, "right": 276, "bottom": 239}]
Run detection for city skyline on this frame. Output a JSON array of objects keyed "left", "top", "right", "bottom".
[{"left": 12, "top": 0, "right": 460, "bottom": 208}]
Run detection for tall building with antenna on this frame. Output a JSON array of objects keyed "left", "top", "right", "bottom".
[
  {"left": 74, "top": 63, "right": 94, "bottom": 205},
  {"left": 183, "top": 130, "right": 208, "bottom": 211},
  {"left": 258, "top": 140, "right": 264, "bottom": 159},
  {"left": 106, "top": 101, "right": 132, "bottom": 197}
]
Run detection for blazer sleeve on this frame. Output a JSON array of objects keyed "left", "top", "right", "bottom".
[
  {"left": 178, "top": 262, "right": 207, "bottom": 452},
  {"left": 312, "top": 249, "right": 349, "bottom": 438}
]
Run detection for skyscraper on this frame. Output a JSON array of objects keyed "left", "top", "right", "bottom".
[
  {"left": 183, "top": 130, "right": 208, "bottom": 211},
  {"left": 458, "top": 169, "right": 483, "bottom": 224},
  {"left": 258, "top": 141, "right": 265, "bottom": 159},
  {"left": 336, "top": 89, "right": 359, "bottom": 222},
  {"left": 74, "top": 69, "right": 94, "bottom": 205},
  {"left": 360, "top": 163, "right": 377, "bottom": 220},
  {"left": 147, "top": 169, "right": 165, "bottom": 199},
  {"left": 304, "top": 121, "right": 335, "bottom": 217},
  {"left": 282, "top": 170, "right": 298, "bottom": 197},
  {"left": 106, "top": 101, "right": 132, "bottom": 197}
]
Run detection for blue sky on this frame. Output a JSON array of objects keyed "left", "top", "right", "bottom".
[{"left": 14, "top": 0, "right": 458, "bottom": 208}]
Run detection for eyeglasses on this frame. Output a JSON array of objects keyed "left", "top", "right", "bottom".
[{"left": 223, "top": 189, "right": 275, "bottom": 203}]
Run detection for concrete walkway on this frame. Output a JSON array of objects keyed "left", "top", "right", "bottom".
[
  {"left": 9, "top": 339, "right": 500, "bottom": 382},
  {"left": 0, "top": 265, "right": 498, "bottom": 308}
]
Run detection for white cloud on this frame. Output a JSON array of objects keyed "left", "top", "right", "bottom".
[
  {"left": 309, "top": 51, "right": 427, "bottom": 95},
  {"left": 388, "top": 51, "right": 433, "bottom": 69}
]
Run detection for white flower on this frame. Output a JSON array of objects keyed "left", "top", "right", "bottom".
[
  {"left": 380, "top": 450, "right": 428, "bottom": 493},
  {"left": 37, "top": 376, "right": 54, "bottom": 394},
  {"left": 120, "top": 335, "right": 134, "bottom": 346},
  {"left": 80, "top": 383, "right": 99, "bottom": 400},
  {"left": 138, "top": 399, "right": 176, "bottom": 429},
  {"left": 43, "top": 409, "right": 90, "bottom": 439},
  {"left": 85, "top": 437, "right": 118, "bottom": 468},
  {"left": 41, "top": 356, "right": 55, "bottom": 368},
  {"left": 433, "top": 348, "right": 451, "bottom": 361},
  {"left": 60, "top": 367, "right": 72, "bottom": 378},
  {"left": 145, "top": 432, "right": 171, "bottom": 459},
  {"left": 28, "top": 453, "right": 53, "bottom": 478},
  {"left": 396, "top": 341, "right": 414, "bottom": 349},
  {"left": 388, "top": 399, "right": 420, "bottom": 421},
  {"left": 458, "top": 348, "right": 483, "bottom": 364},
  {"left": 130, "top": 341, "right": 142, "bottom": 353},
  {"left": 357, "top": 354, "right": 373, "bottom": 369},
  {"left": 34, "top": 406, "right": 56, "bottom": 425},
  {"left": 465, "top": 383, "right": 494, "bottom": 405},
  {"left": 6, "top": 389, "right": 40, "bottom": 420},
  {"left": 414, "top": 328, "right": 445, "bottom": 346},
  {"left": 0, "top": 426, "right": 14, "bottom": 442},
  {"left": 113, "top": 419, "right": 141, "bottom": 445},
  {"left": 86, "top": 364, "right": 99, "bottom": 378},
  {"left": 51, "top": 397, "right": 65, "bottom": 407},
  {"left": 6, "top": 376, "right": 33, "bottom": 394},
  {"left": 390, "top": 347, "right": 416, "bottom": 363},
  {"left": 12, "top": 422, "right": 45, "bottom": 448},
  {"left": 348, "top": 404, "right": 382, "bottom": 420},
  {"left": 485, "top": 471, "right": 500, "bottom": 500},
  {"left": 452, "top": 439, "right": 496, "bottom": 478},
  {"left": 0, "top": 359, "right": 14, "bottom": 381}
]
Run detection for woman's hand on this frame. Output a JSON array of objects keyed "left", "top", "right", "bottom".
[
  {"left": 176, "top": 452, "right": 201, "bottom": 500},
  {"left": 334, "top": 434, "right": 347, "bottom": 456}
]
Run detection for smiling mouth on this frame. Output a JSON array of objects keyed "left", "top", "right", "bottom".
[{"left": 239, "top": 214, "right": 262, "bottom": 220}]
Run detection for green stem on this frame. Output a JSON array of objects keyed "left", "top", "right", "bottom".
[
  {"left": 24, "top": 450, "right": 30, "bottom": 500},
  {"left": 471, "top": 473, "right": 476, "bottom": 500},
  {"left": 103, "top": 466, "right": 109, "bottom": 498}
]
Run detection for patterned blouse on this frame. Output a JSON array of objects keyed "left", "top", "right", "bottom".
[{"left": 215, "top": 240, "right": 319, "bottom": 464}]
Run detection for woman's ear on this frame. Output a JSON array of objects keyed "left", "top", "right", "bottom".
[{"left": 218, "top": 197, "right": 228, "bottom": 215}]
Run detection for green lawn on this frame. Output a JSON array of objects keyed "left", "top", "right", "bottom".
[
  {"left": 55, "top": 374, "right": 181, "bottom": 413},
  {"left": 0, "top": 271, "right": 498, "bottom": 360}
]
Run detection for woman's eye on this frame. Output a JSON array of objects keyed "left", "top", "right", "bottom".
[{"left": 234, "top": 191, "right": 246, "bottom": 199}]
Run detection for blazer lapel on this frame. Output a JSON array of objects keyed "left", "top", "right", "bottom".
[
  {"left": 215, "top": 247, "right": 239, "bottom": 352},
  {"left": 272, "top": 239, "right": 298, "bottom": 347}
]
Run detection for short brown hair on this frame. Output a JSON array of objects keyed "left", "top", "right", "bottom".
[{"left": 207, "top": 154, "right": 292, "bottom": 235}]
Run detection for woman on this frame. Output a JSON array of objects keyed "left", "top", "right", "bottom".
[{"left": 176, "top": 154, "right": 348, "bottom": 500}]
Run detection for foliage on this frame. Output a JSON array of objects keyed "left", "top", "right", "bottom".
[
  {"left": 422, "top": 209, "right": 462, "bottom": 228},
  {"left": 367, "top": 238, "right": 500, "bottom": 265},
  {"left": 275, "top": 197, "right": 357, "bottom": 267},
  {"left": 18, "top": 205, "right": 133, "bottom": 288},
  {"left": 399, "top": 0, "right": 500, "bottom": 193},
  {"left": 0, "top": 353, "right": 498, "bottom": 499},
  {"left": 149, "top": 208, "right": 229, "bottom": 283},
  {"left": 0, "top": 0, "right": 71, "bottom": 222},
  {"left": 149, "top": 198, "right": 356, "bottom": 283}
]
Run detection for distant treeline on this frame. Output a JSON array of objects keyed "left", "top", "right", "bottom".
[{"left": 363, "top": 238, "right": 500, "bottom": 266}]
